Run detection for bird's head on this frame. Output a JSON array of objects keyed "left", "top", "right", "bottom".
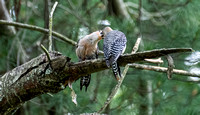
[
  {"left": 87, "top": 31, "right": 104, "bottom": 43},
  {"left": 102, "top": 27, "right": 113, "bottom": 37}
]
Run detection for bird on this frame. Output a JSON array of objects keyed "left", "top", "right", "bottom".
[
  {"left": 102, "top": 27, "right": 127, "bottom": 80},
  {"left": 76, "top": 30, "right": 103, "bottom": 91}
]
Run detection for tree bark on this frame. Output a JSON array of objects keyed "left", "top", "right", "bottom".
[
  {"left": 0, "top": 48, "right": 192, "bottom": 114},
  {"left": 107, "top": 0, "right": 130, "bottom": 19}
]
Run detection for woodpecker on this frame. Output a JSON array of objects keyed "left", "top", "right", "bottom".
[
  {"left": 103, "top": 27, "right": 127, "bottom": 80},
  {"left": 76, "top": 30, "right": 103, "bottom": 91}
]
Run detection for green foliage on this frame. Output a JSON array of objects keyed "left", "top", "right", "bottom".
[{"left": 1, "top": 0, "right": 200, "bottom": 114}]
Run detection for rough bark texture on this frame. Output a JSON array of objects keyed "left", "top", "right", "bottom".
[{"left": 0, "top": 48, "right": 192, "bottom": 114}]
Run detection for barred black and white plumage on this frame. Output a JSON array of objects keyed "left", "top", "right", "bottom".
[
  {"left": 80, "top": 75, "right": 91, "bottom": 91},
  {"left": 112, "top": 62, "right": 121, "bottom": 79},
  {"left": 76, "top": 31, "right": 103, "bottom": 91},
  {"left": 103, "top": 27, "right": 127, "bottom": 80},
  {"left": 79, "top": 53, "right": 97, "bottom": 92}
]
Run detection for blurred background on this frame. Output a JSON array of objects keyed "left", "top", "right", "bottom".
[{"left": 1, "top": 0, "right": 200, "bottom": 114}]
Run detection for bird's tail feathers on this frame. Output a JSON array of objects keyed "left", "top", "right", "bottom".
[
  {"left": 112, "top": 62, "right": 121, "bottom": 80},
  {"left": 80, "top": 74, "right": 91, "bottom": 92}
]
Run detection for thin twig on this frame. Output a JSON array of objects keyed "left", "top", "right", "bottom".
[
  {"left": 40, "top": 44, "right": 51, "bottom": 64},
  {"left": 49, "top": 1, "right": 58, "bottom": 51},
  {"left": 148, "top": 0, "right": 191, "bottom": 8},
  {"left": 166, "top": 54, "right": 174, "bottom": 79},
  {"left": 96, "top": 65, "right": 128, "bottom": 113},
  {"left": 144, "top": 58, "right": 163, "bottom": 64},
  {"left": 98, "top": 2, "right": 143, "bottom": 112},
  {"left": 132, "top": 37, "right": 142, "bottom": 53},
  {"left": 138, "top": 0, "right": 142, "bottom": 35},
  {"left": 97, "top": 37, "right": 142, "bottom": 113},
  {"left": 128, "top": 63, "right": 200, "bottom": 78},
  {"left": 0, "top": 20, "right": 77, "bottom": 46}
]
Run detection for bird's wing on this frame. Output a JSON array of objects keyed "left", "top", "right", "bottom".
[
  {"left": 110, "top": 31, "right": 127, "bottom": 63},
  {"left": 76, "top": 45, "right": 86, "bottom": 61}
]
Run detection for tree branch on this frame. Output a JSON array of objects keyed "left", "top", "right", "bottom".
[
  {"left": 0, "top": 20, "right": 107, "bottom": 56},
  {"left": 0, "top": 20, "right": 77, "bottom": 46},
  {"left": 0, "top": 48, "right": 192, "bottom": 114},
  {"left": 48, "top": 1, "right": 58, "bottom": 51},
  {"left": 128, "top": 63, "right": 200, "bottom": 78},
  {"left": 148, "top": 0, "right": 191, "bottom": 8},
  {"left": 0, "top": 0, "right": 16, "bottom": 35}
]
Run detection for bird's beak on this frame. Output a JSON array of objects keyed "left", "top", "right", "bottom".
[{"left": 100, "top": 30, "right": 104, "bottom": 39}]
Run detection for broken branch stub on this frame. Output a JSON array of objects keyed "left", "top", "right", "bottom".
[{"left": 166, "top": 55, "right": 175, "bottom": 79}]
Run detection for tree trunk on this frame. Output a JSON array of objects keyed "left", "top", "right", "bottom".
[{"left": 107, "top": 0, "right": 130, "bottom": 19}]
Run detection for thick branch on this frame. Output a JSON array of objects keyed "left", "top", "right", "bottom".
[
  {"left": 66, "top": 48, "right": 192, "bottom": 78},
  {"left": 0, "top": 48, "right": 192, "bottom": 114}
]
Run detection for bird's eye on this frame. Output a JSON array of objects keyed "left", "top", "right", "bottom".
[{"left": 100, "top": 31, "right": 104, "bottom": 38}]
